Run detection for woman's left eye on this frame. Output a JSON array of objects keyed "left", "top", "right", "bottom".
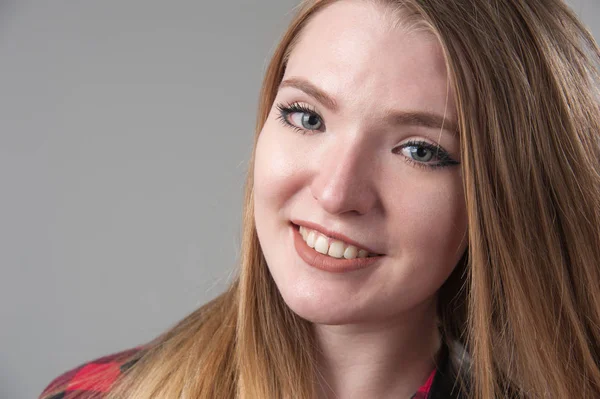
[
  {"left": 275, "top": 102, "right": 324, "bottom": 133},
  {"left": 393, "top": 141, "right": 460, "bottom": 170}
]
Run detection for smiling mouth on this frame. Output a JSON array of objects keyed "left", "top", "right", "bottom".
[
  {"left": 291, "top": 223, "right": 383, "bottom": 259},
  {"left": 291, "top": 224, "right": 383, "bottom": 273}
]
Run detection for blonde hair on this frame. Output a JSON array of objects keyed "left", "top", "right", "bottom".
[{"left": 44, "top": 0, "right": 600, "bottom": 397}]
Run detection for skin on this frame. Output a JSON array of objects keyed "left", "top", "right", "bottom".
[{"left": 253, "top": 1, "right": 468, "bottom": 397}]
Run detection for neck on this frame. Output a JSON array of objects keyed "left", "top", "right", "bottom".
[{"left": 313, "top": 300, "right": 441, "bottom": 399}]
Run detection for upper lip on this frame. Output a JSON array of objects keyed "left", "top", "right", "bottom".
[{"left": 291, "top": 219, "right": 384, "bottom": 255}]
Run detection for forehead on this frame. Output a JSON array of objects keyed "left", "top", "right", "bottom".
[{"left": 284, "top": 0, "right": 455, "bottom": 120}]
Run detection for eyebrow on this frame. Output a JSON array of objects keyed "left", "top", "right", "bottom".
[{"left": 278, "top": 77, "right": 459, "bottom": 134}]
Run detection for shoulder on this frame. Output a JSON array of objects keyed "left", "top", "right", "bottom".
[{"left": 39, "top": 347, "right": 144, "bottom": 399}]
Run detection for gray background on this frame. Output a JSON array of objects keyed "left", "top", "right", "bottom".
[{"left": 1, "top": 1, "right": 598, "bottom": 398}]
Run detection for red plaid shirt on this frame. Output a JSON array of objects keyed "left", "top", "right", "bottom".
[
  {"left": 39, "top": 348, "right": 437, "bottom": 399},
  {"left": 39, "top": 347, "right": 142, "bottom": 399}
]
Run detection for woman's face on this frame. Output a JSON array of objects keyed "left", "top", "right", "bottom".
[{"left": 253, "top": 0, "right": 468, "bottom": 325}]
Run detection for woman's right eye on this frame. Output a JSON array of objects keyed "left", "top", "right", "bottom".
[{"left": 275, "top": 102, "right": 325, "bottom": 134}]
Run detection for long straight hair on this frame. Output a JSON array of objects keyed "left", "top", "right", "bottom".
[{"left": 44, "top": 1, "right": 600, "bottom": 398}]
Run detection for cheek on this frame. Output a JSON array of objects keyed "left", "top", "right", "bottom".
[
  {"left": 253, "top": 125, "right": 305, "bottom": 212},
  {"left": 253, "top": 123, "right": 316, "bottom": 256},
  {"left": 387, "top": 172, "right": 467, "bottom": 261},
  {"left": 373, "top": 174, "right": 467, "bottom": 312}
]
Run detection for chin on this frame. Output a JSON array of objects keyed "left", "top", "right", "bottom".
[
  {"left": 278, "top": 289, "right": 379, "bottom": 325},
  {"left": 289, "top": 304, "right": 362, "bottom": 325}
]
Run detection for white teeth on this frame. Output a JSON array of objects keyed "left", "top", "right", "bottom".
[
  {"left": 343, "top": 245, "right": 358, "bottom": 259},
  {"left": 306, "top": 230, "right": 317, "bottom": 248},
  {"left": 314, "top": 235, "right": 329, "bottom": 254},
  {"left": 297, "top": 225, "right": 378, "bottom": 259},
  {"left": 328, "top": 241, "right": 345, "bottom": 258}
]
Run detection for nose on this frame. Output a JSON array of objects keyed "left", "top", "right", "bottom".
[{"left": 310, "top": 140, "right": 379, "bottom": 216}]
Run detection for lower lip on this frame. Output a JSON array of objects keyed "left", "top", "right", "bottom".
[{"left": 292, "top": 224, "right": 383, "bottom": 273}]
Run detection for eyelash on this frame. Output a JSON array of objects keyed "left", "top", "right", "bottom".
[{"left": 275, "top": 101, "right": 459, "bottom": 170}]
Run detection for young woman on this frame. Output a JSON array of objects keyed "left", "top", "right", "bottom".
[{"left": 40, "top": 0, "right": 600, "bottom": 398}]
